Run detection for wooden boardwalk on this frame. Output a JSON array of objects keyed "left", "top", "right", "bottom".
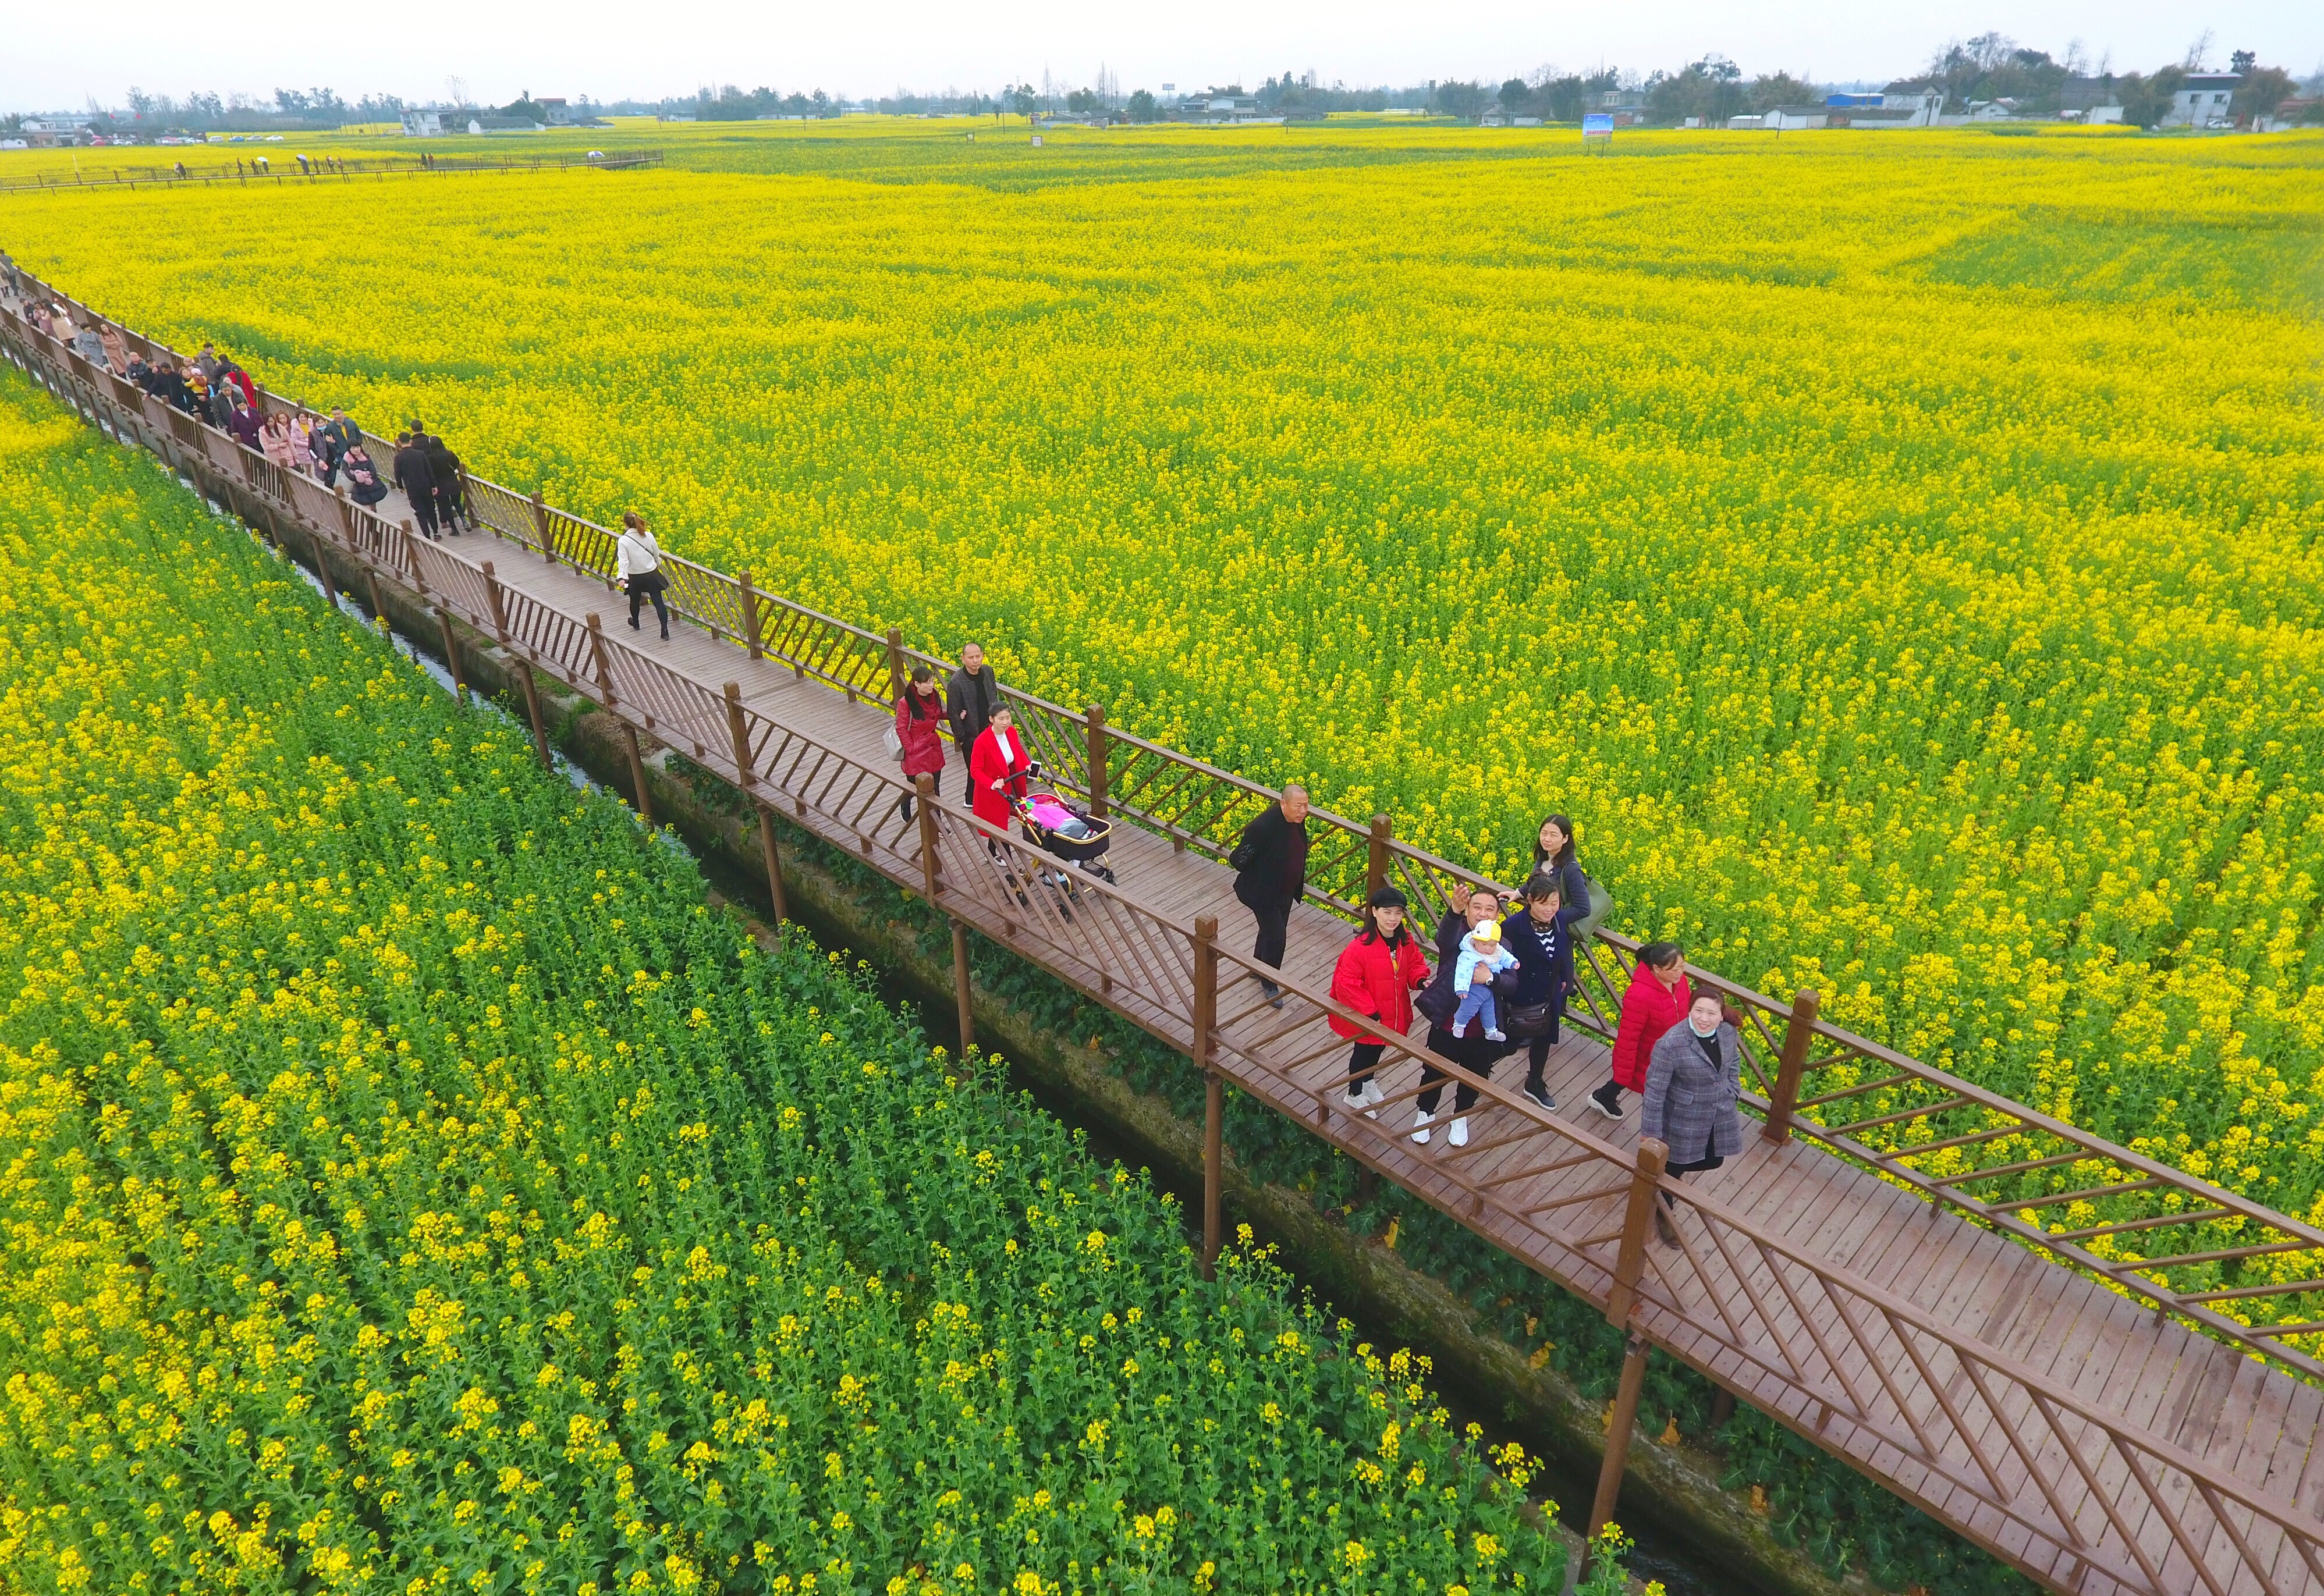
[{"left": 11, "top": 276, "right": 2324, "bottom": 1596}]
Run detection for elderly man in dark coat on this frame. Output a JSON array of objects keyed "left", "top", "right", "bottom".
[
  {"left": 1230, "top": 785, "right": 1311, "bottom": 1008},
  {"left": 1640, "top": 989, "right": 1744, "bottom": 1245}
]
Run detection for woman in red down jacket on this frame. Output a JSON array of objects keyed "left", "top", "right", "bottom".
[
  {"left": 1588, "top": 940, "right": 1693, "bottom": 1121},
  {"left": 1329, "top": 887, "right": 1431, "bottom": 1118},
  {"left": 893, "top": 665, "right": 948, "bottom": 822},
  {"left": 968, "top": 706, "right": 1034, "bottom": 842}
]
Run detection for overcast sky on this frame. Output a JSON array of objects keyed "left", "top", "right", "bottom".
[{"left": 8, "top": 0, "right": 2319, "bottom": 111}]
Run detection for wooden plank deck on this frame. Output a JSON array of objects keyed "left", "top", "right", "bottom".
[{"left": 12, "top": 302, "right": 2324, "bottom": 1596}]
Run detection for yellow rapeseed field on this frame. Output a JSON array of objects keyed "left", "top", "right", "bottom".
[{"left": 2, "top": 121, "right": 2320, "bottom": 1224}]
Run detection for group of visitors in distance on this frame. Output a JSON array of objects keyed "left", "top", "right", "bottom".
[
  {"left": 0, "top": 259, "right": 685, "bottom": 650},
  {"left": 904, "top": 641, "right": 1732, "bottom": 1247}
]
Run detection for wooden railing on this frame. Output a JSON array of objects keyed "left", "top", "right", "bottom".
[
  {"left": 17, "top": 267, "right": 2323, "bottom": 1394},
  {"left": 0, "top": 148, "right": 665, "bottom": 195},
  {"left": 14, "top": 297, "right": 2324, "bottom": 1596}
]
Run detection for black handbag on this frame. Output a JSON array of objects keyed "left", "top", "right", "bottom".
[{"left": 1503, "top": 999, "right": 1557, "bottom": 1040}]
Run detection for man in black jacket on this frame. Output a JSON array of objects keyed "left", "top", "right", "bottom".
[
  {"left": 945, "top": 643, "right": 1001, "bottom": 808},
  {"left": 392, "top": 431, "right": 440, "bottom": 539},
  {"left": 1230, "top": 785, "right": 1310, "bottom": 1007}
]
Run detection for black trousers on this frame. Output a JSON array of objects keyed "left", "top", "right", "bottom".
[
  {"left": 1347, "top": 1040, "right": 1385, "bottom": 1090},
  {"left": 1250, "top": 900, "right": 1291, "bottom": 979},
  {"left": 1417, "top": 1023, "right": 1501, "bottom": 1115},
  {"left": 629, "top": 581, "right": 670, "bottom": 632},
  {"left": 407, "top": 488, "right": 439, "bottom": 536},
  {"left": 897, "top": 769, "right": 940, "bottom": 820},
  {"left": 1523, "top": 1020, "right": 1562, "bottom": 1086}
]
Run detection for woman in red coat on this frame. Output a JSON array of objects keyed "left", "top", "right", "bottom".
[
  {"left": 1589, "top": 940, "right": 1691, "bottom": 1121},
  {"left": 968, "top": 706, "right": 1033, "bottom": 840},
  {"left": 893, "top": 665, "right": 948, "bottom": 821},
  {"left": 1329, "top": 887, "right": 1431, "bottom": 1118}
]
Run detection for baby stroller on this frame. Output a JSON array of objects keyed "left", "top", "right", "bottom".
[{"left": 1013, "top": 787, "right": 1116, "bottom": 906}]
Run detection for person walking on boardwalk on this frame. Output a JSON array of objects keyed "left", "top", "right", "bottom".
[
  {"left": 945, "top": 643, "right": 1002, "bottom": 808},
  {"left": 1501, "top": 872, "right": 1574, "bottom": 1111},
  {"left": 1640, "top": 990, "right": 1743, "bottom": 1245},
  {"left": 1530, "top": 815, "right": 1599, "bottom": 935},
  {"left": 260, "top": 411, "right": 298, "bottom": 470},
  {"left": 1230, "top": 783, "right": 1311, "bottom": 1008},
  {"left": 617, "top": 511, "right": 672, "bottom": 639},
  {"left": 392, "top": 432, "right": 441, "bottom": 539},
  {"left": 1411, "top": 884, "right": 1515, "bottom": 1146},
  {"left": 1589, "top": 941, "right": 1691, "bottom": 1121},
  {"left": 1329, "top": 886, "right": 1429, "bottom": 1117},
  {"left": 194, "top": 342, "right": 223, "bottom": 384},
  {"left": 67, "top": 319, "right": 106, "bottom": 368},
  {"left": 340, "top": 443, "right": 389, "bottom": 507},
  {"left": 315, "top": 408, "right": 359, "bottom": 486},
  {"left": 225, "top": 394, "right": 262, "bottom": 453},
  {"left": 894, "top": 665, "right": 948, "bottom": 820},
  {"left": 98, "top": 324, "right": 130, "bottom": 376},
  {"left": 421, "top": 429, "right": 469, "bottom": 535},
  {"left": 968, "top": 706, "right": 1034, "bottom": 851}
]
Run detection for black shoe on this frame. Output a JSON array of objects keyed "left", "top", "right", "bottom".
[
  {"left": 1259, "top": 979, "right": 1285, "bottom": 1010},
  {"left": 660, "top": 628, "right": 669, "bottom": 641},
  {"left": 629, "top": 617, "right": 640, "bottom": 630},
  {"left": 1587, "top": 1083, "right": 1623, "bottom": 1121},
  {"left": 1521, "top": 1078, "right": 1554, "bottom": 1112}
]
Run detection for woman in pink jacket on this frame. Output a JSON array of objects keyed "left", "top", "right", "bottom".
[
  {"left": 893, "top": 665, "right": 948, "bottom": 820},
  {"left": 259, "top": 411, "right": 298, "bottom": 470}
]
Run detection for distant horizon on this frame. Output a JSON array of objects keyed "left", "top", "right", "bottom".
[{"left": 5, "top": 0, "right": 2318, "bottom": 119}]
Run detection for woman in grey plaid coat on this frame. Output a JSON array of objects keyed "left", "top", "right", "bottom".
[{"left": 1640, "top": 991, "right": 1743, "bottom": 1244}]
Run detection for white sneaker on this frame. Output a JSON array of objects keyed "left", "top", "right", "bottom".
[
  {"left": 1449, "top": 1117, "right": 1470, "bottom": 1148},
  {"left": 1346, "top": 1080, "right": 1382, "bottom": 1120},
  {"left": 1484, "top": 1028, "right": 1506, "bottom": 1043},
  {"left": 1360, "top": 1078, "right": 1386, "bottom": 1114},
  {"left": 1411, "top": 1108, "right": 1434, "bottom": 1145}
]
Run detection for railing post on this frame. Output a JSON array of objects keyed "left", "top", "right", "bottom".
[
  {"left": 951, "top": 920, "right": 975, "bottom": 1056},
  {"left": 531, "top": 489, "right": 555, "bottom": 563},
  {"left": 884, "top": 625, "right": 907, "bottom": 707},
  {"left": 1762, "top": 989, "right": 1822, "bottom": 1144},
  {"left": 722, "top": 683, "right": 757, "bottom": 788},
  {"left": 914, "top": 774, "right": 943, "bottom": 901},
  {"left": 363, "top": 570, "right": 388, "bottom": 629},
  {"left": 738, "top": 571, "right": 764, "bottom": 660},
  {"left": 753, "top": 799, "right": 786, "bottom": 924},
  {"left": 622, "top": 725, "right": 654, "bottom": 826},
  {"left": 1085, "top": 705, "right": 1109, "bottom": 819},
  {"left": 1368, "top": 813, "right": 1392, "bottom": 902},
  {"left": 1588, "top": 1333, "right": 1651, "bottom": 1539},
  {"left": 585, "top": 614, "right": 617, "bottom": 703},
  {"left": 1194, "top": 915, "right": 1221, "bottom": 1279},
  {"left": 1606, "top": 1138, "right": 1668, "bottom": 1330},
  {"left": 435, "top": 608, "right": 466, "bottom": 701},
  {"left": 400, "top": 520, "right": 429, "bottom": 595},
  {"left": 513, "top": 661, "right": 552, "bottom": 770},
  {"left": 480, "top": 561, "right": 510, "bottom": 644},
  {"left": 311, "top": 542, "right": 337, "bottom": 609}
]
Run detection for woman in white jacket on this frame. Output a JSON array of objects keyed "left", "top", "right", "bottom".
[{"left": 616, "top": 511, "right": 671, "bottom": 640}]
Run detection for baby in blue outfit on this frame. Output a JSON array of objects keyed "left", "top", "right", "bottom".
[{"left": 1452, "top": 920, "right": 1518, "bottom": 1042}]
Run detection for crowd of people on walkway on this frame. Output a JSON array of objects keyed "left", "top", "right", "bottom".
[
  {"left": 900, "top": 637, "right": 1737, "bottom": 1222},
  {"left": 0, "top": 275, "right": 485, "bottom": 550}
]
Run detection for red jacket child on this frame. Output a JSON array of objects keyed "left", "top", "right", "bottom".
[
  {"left": 968, "top": 718, "right": 1033, "bottom": 829},
  {"left": 1609, "top": 962, "right": 1694, "bottom": 1092},
  {"left": 1328, "top": 927, "right": 1432, "bottom": 1040}
]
